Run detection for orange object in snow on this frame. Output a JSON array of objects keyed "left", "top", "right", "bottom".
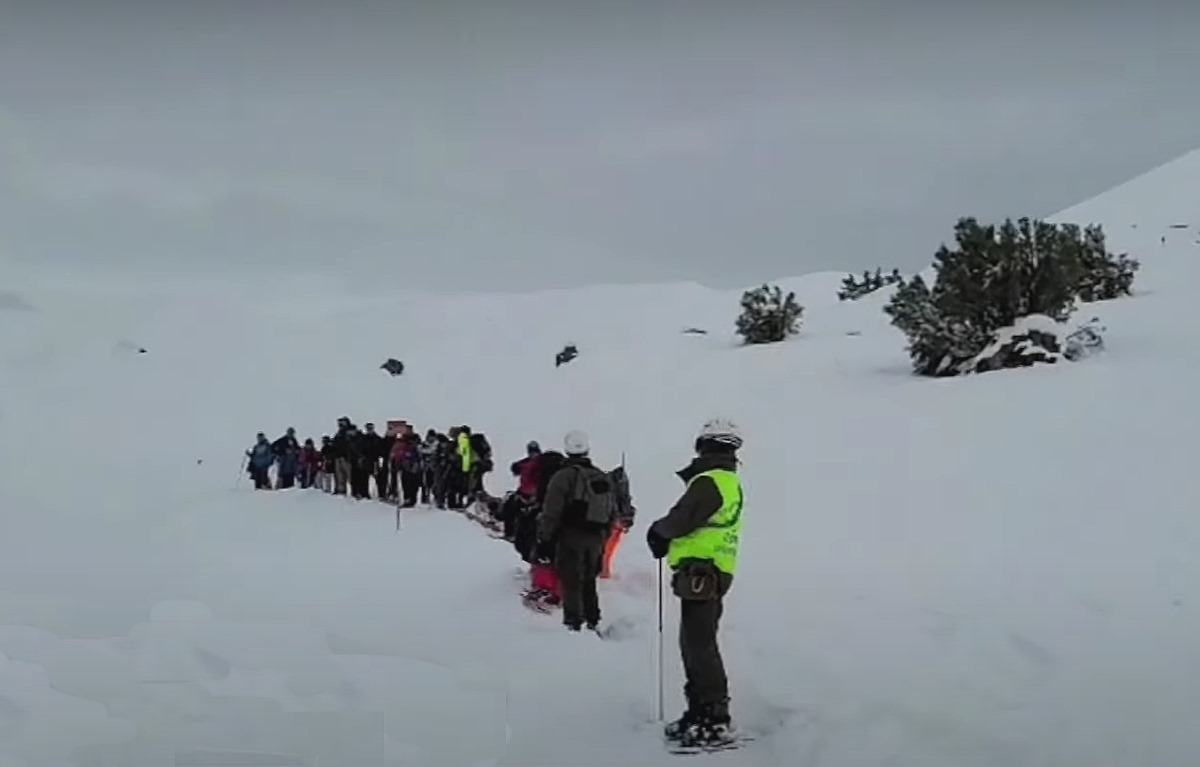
[{"left": 600, "top": 526, "right": 625, "bottom": 578}]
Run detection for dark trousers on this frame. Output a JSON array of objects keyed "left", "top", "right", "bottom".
[
  {"left": 555, "top": 530, "right": 606, "bottom": 627},
  {"left": 277, "top": 471, "right": 295, "bottom": 489},
  {"left": 375, "top": 464, "right": 390, "bottom": 499},
  {"left": 431, "top": 468, "right": 448, "bottom": 508},
  {"left": 334, "top": 458, "right": 350, "bottom": 494},
  {"left": 446, "top": 469, "right": 466, "bottom": 509},
  {"left": 251, "top": 466, "right": 271, "bottom": 489},
  {"left": 399, "top": 470, "right": 420, "bottom": 506},
  {"left": 350, "top": 461, "right": 371, "bottom": 499},
  {"left": 420, "top": 468, "right": 435, "bottom": 505},
  {"left": 500, "top": 494, "right": 531, "bottom": 539},
  {"left": 679, "top": 596, "right": 729, "bottom": 719}
]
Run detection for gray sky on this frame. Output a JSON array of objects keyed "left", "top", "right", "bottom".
[{"left": 2, "top": 1, "right": 1199, "bottom": 292}]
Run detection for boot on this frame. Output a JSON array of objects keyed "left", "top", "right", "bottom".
[
  {"left": 664, "top": 709, "right": 699, "bottom": 741},
  {"left": 676, "top": 701, "right": 734, "bottom": 747}
]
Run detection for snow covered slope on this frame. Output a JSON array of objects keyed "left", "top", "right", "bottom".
[{"left": 2, "top": 149, "right": 1199, "bottom": 766}]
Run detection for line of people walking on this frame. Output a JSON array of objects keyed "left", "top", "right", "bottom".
[
  {"left": 243, "top": 417, "right": 494, "bottom": 509},
  {"left": 488, "top": 420, "right": 746, "bottom": 751},
  {"left": 245, "top": 414, "right": 748, "bottom": 751}
]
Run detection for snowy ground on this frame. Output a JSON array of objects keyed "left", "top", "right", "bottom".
[{"left": 2, "top": 150, "right": 1200, "bottom": 766}]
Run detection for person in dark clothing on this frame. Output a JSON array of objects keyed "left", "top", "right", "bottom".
[
  {"left": 418, "top": 430, "right": 439, "bottom": 505},
  {"left": 444, "top": 428, "right": 466, "bottom": 509},
  {"left": 645, "top": 418, "right": 744, "bottom": 748},
  {"left": 467, "top": 429, "right": 493, "bottom": 501},
  {"left": 329, "top": 419, "right": 352, "bottom": 495},
  {"left": 361, "top": 423, "right": 387, "bottom": 499},
  {"left": 271, "top": 427, "right": 301, "bottom": 489},
  {"left": 431, "top": 433, "right": 453, "bottom": 508},
  {"left": 246, "top": 433, "right": 275, "bottom": 489},
  {"left": 347, "top": 426, "right": 372, "bottom": 499},
  {"left": 318, "top": 435, "right": 334, "bottom": 491},
  {"left": 378, "top": 428, "right": 397, "bottom": 500},
  {"left": 537, "top": 430, "right": 617, "bottom": 631}
]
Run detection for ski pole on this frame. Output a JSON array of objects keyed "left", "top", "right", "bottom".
[{"left": 656, "top": 558, "right": 665, "bottom": 723}]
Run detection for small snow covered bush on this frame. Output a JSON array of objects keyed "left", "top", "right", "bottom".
[
  {"left": 735, "top": 284, "right": 803, "bottom": 345},
  {"left": 838, "top": 268, "right": 904, "bottom": 301},
  {"left": 885, "top": 217, "right": 1132, "bottom": 376}
]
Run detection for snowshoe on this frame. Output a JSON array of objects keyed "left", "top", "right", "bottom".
[
  {"left": 520, "top": 588, "right": 559, "bottom": 613},
  {"left": 666, "top": 722, "right": 743, "bottom": 754},
  {"left": 664, "top": 708, "right": 743, "bottom": 754},
  {"left": 664, "top": 711, "right": 698, "bottom": 742}
]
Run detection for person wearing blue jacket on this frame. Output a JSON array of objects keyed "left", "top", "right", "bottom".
[{"left": 246, "top": 433, "right": 275, "bottom": 490}]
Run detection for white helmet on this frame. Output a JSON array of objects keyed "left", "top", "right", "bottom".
[
  {"left": 697, "top": 418, "right": 742, "bottom": 449},
  {"left": 563, "top": 429, "right": 590, "bottom": 455}
]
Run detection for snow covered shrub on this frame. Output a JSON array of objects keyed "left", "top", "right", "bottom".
[
  {"left": 1075, "top": 225, "right": 1139, "bottom": 301},
  {"left": 735, "top": 284, "right": 803, "bottom": 345},
  {"left": 1063, "top": 316, "right": 1106, "bottom": 361},
  {"left": 884, "top": 217, "right": 1090, "bottom": 376},
  {"left": 962, "top": 315, "right": 1065, "bottom": 373},
  {"left": 838, "top": 268, "right": 904, "bottom": 301}
]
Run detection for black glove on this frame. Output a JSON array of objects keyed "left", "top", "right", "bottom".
[
  {"left": 646, "top": 527, "right": 669, "bottom": 559},
  {"left": 535, "top": 539, "right": 555, "bottom": 564}
]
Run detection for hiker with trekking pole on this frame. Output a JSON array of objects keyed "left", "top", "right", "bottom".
[{"left": 646, "top": 418, "right": 745, "bottom": 751}]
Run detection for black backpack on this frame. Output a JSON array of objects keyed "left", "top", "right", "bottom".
[
  {"left": 470, "top": 432, "right": 492, "bottom": 460},
  {"left": 609, "top": 466, "right": 635, "bottom": 524}
]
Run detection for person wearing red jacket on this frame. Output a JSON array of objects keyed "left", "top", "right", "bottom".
[
  {"left": 298, "top": 438, "right": 321, "bottom": 489},
  {"left": 500, "top": 441, "right": 542, "bottom": 538},
  {"left": 512, "top": 441, "right": 543, "bottom": 498}
]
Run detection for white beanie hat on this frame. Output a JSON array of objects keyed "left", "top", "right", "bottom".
[{"left": 563, "top": 429, "right": 590, "bottom": 455}]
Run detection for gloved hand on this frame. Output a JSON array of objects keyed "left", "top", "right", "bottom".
[
  {"left": 618, "top": 516, "right": 634, "bottom": 532},
  {"left": 646, "top": 527, "right": 669, "bottom": 559},
  {"left": 535, "top": 539, "right": 555, "bottom": 565}
]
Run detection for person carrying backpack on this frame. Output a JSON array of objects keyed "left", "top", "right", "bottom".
[
  {"left": 537, "top": 430, "right": 617, "bottom": 632},
  {"left": 600, "top": 464, "right": 636, "bottom": 578},
  {"left": 468, "top": 429, "right": 493, "bottom": 499}
]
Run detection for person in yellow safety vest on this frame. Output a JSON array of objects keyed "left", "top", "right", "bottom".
[
  {"left": 646, "top": 417, "right": 743, "bottom": 750},
  {"left": 455, "top": 426, "right": 475, "bottom": 506},
  {"left": 457, "top": 427, "right": 474, "bottom": 472}
]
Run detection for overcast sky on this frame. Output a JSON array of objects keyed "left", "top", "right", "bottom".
[{"left": 2, "top": 1, "right": 1199, "bottom": 292}]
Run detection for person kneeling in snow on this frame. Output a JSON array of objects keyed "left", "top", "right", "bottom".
[{"left": 516, "top": 448, "right": 565, "bottom": 611}]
